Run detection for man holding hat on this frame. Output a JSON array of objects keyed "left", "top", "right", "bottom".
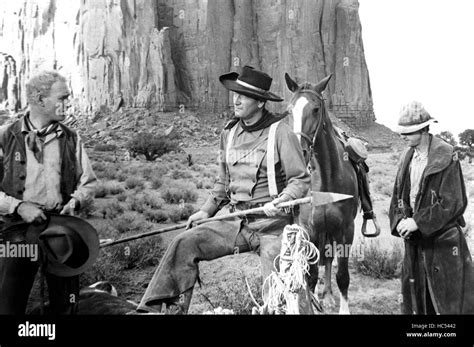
[
  {"left": 389, "top": 101, "right": 474, "bottom": 314},
  {"left": 0, "top": 70, "right": 98, "bottom": 315},
  {"left": 137, "top": 66, "right": 310, "bottom": 314}
]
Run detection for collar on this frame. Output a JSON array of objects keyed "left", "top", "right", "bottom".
[
  {"left": 20, "top": 112, "right": 64, "bottom": 137},
  {"left": 423, "top": 134, "right": 454, "bottom": 176}
]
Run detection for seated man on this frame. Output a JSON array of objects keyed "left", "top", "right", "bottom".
[{"left": 137, "top": 66, "right": 310, "bottom": 314}]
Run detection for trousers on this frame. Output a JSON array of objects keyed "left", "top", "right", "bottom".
[
  {"left": 138, "top": 207, "right": 293, "bottom": 311},
  {"left": 0, "top": 239, "right": 79, "bottom": 315}
]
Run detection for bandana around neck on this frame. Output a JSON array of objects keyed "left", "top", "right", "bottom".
[
  {"left": 25, "top": 117, "right": 61, "bottom": 163},
  {"left": 225, "top": 109, "right": 286, "bottom": 132}
]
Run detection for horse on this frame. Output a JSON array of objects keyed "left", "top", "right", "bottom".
[{"left": 284, "top": 73, "right": 359, "bottom": 314}]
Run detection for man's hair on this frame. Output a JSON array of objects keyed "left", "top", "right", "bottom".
[{"left": 26, "top": 71, "right": 67, "bottom": 105}]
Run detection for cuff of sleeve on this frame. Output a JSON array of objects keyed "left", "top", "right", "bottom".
[
  {"left": 10, "top": 199, "right": 23, "bottom": 215},
  {"left": 200, "top": 198, "right": 219, "bottom": 216}
]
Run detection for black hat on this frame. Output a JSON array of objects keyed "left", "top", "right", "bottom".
[
  {"left": 25, "top": 214, "right": 99, "bottom": 277},
  {"left": 219, "top": 65, "right": 283, "bottom": 102}
]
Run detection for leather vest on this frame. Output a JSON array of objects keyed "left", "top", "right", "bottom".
[{"left": 0, "top": 118, "right": 78, "bottom": 205}]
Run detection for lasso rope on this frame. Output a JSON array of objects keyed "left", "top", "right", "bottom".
[{"left": 251, "top": 224, "right": 320, "bottom": 314}]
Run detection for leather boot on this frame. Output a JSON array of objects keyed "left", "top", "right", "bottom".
[{"left": 163, "top": 287, "right": 193, "bottom": 314}]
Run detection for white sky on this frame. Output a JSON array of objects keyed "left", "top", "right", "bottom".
[{"left": 359, "top": 0, "right": 474, "bottom": 140}]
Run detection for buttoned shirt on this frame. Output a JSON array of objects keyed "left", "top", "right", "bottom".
[{"left": 0, "top": 118, "right": 97, "bottom": 214}]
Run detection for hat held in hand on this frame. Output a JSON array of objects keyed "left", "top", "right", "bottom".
[
  {"left": 397, "top": 101, "right": 437, "bottom": 135},
  {"left": 26, "top": 214, "right": 99, "bottom": 277}
]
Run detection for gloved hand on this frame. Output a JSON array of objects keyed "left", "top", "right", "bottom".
[{"left": 397, "top": 218, "right": 418, "bottom": 239}]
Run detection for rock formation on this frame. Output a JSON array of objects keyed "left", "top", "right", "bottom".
[{"left": 0, "top": 0, "right": 375, "bottom": 126}]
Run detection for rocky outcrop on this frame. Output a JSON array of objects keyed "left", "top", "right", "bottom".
[{"left": 0, "top": 0, "right": 375, "bottom": 126}]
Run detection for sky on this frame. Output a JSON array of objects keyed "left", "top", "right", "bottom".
[{"left": 358, "top": 0, "right": 474, "bottom": 140}]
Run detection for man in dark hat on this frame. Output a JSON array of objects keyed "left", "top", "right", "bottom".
[
  {"left": 137, "top": 66, "right": 310, "bottom": 314},
  {"left": 0, "top": 70, "right": 98, "bottom": 315},
  {"left": 389, "top": 101, "right": 474, "bottom": 314}
]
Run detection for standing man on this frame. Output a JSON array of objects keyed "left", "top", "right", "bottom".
[
  {"left": 138, "top": 66, "right": 310, "bottom": 314},
  {"left": 0, "top": 71, "right": 97, "bottom": 314},
  {"left": 389, "top": 101, "right": 474, "bottom": 314}
]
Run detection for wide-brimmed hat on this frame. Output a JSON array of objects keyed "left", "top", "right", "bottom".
[
  {"left": 219, "top": 65, "right": 283, "bottom": 102},
  {"left": 397, "top": 101, "right": 437, "bottom": 135},
  {"left": 25, "top": 214, "right": 99, "bottom": 277}
]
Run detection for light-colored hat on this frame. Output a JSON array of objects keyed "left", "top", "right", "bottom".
[{"left": 397, "top": 101, "right": 437, "bottom": 135}]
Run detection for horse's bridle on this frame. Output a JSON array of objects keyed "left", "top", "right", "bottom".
[{"left": 292, "top": 88, "right": 325, "bottom": 162}]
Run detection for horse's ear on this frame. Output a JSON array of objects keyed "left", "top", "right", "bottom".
[
  {"left": 285, "top": 73, "right": 299, "bottom": 92},
  {"left": 314, "top": 74, "right": 332, "bottom": 94}
]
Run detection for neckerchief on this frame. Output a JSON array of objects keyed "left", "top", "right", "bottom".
[
  {"left": 225, "top": 109, "right": 286, "bottom": 132},
  {"left": 25, "top": 117, "right": 61, "bottom": 163}
]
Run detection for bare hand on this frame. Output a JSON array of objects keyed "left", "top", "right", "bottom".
[
  {"left": 60, "top": 198, "right": 79, "bottom": 216},
  {"left": 186, "top": 210, "right": 210, "bottom": 230},
  {"left": 17, "top": 202, "right": 47, "bottom": 224},
  {"left": 262, "top": 201, "right": 280, "bottom": 217},
  {"left": 397, "top": 218, "right": 418, "bottom": 239}
]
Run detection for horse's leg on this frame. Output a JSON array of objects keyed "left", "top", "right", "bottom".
[
  {"left": 336, "top": 253, "right": 350, "bottom": 314},
  {"left": 321, "top": 257, "right": 336, "bottom": 308}
]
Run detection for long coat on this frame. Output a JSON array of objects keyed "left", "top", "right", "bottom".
[{"left": 389, "top": 135, "right": 474, "bottom": 314}]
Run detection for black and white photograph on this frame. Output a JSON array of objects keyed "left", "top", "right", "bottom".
[{"left": 0, "top": 0, "right": 473, "bottom": 345}]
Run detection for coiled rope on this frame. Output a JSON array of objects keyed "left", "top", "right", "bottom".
[{"left": 249, "top": 224, "right": 320, "bottom": 314}]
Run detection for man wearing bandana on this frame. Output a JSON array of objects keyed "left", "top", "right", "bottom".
[
  {"left": 138, "top": 66, "right": 310, "bottom": 314},
  {"left": 0, "top": 71, "right": 97, "bottom": 314}
]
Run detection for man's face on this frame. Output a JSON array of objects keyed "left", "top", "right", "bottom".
[
  {"left": 232, "top": 93, "right": 262, "bottom": 120},
  {"left": 42, "top": 80, "right": 70, "bottom": 122},
  {"left": 401, "top": 131, "right": 422, "bottom": 147}
]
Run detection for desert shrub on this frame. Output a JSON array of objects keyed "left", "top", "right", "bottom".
[
  {"left": 353, "top": 240, "right": 403, "bottom": 279},
  {"left": 142, "top": 192, "right": 164, "bottom": 209},
  {"left": 116, "top": 191, "right": 128, "bottom": 202},
  {"left": 144, "top": 209, "right": 168, "bottom": 223},
  {"left": 126, "top": 195, "right": 148, "bottom": 213},
  {"left": 141, "top": 166, "right": 154, "bottom": 180},
  {"left": 107, "top": 182, "right": 125, "bottom": 195},
  {"left": 110, "top": 212, "right": 148, "bottom": 234},
  {"left": 171, "top": 169, "right": 193, "bottom": 180},
  {"left": 151, "top": 177, "right": 163, "bottom": 189},
  {"left": 92, "top": 161, "right": 106, "bottom": 173},
  {"left": 95, "top": 181, "right": 108, "bottom": 198},
  {"left": 180, "top": 204, "right": 196, "bottom": 220},
  {"left": 77, "top": 199, "right": 96, "bottom": 218},
  {"left": 126, "top": 132, "right": 179, "bottom": 161},
  {"left": 111, "top": 236, "right": 164, "bottom": 270},
  {"left": 168, "top": 207, "right": 184, "bottom": 223},
  {"left": 200, "top": 273, "right": 262, "bottom": 315},
  {"left": 125, "top": 177, "right": 145, "bottom": 190},
  {"left": 97, "top": 199, "right": 125, "bottom": 219},
  {"left": 161, "top": 182, "right": 198, "bottom": 204},
  {"left": 117, "top": 172, "right": 127, "bottom": 182},
  {"left": 94, "top": 143, "right": 117, "bottom": 152},
  {"left": 195, "top": 180, "right": 203, "bottom": 189}
]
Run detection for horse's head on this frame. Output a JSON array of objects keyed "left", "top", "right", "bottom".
[{"left": 285, "top": 73, "right": 332, "bottom": 164}]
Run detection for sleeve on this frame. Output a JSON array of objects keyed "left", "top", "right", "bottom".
[
  {"left": 0, "top": 125, "right": 23, "bottom": 215},
  {"left": 276, "top": 125, "right": 311, "bottom": 201},
  {"left": 69, "top": 133, "right": 98, "bottom": 208},
  {"left": 413, "top": 159, "right": 467, "bottom": 237},
  {"left": 200, "top": 130, "right": 230, "bottom": 216}
]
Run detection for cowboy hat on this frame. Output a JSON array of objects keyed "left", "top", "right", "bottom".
[
  {"left": 219, "top": 65, "right": 283, "bottom": 102},
  {"left": 25, "top": 214, "right": 99, "bottom": 277},
  {"left": 397, "top": 101, "right": 437, "bottom": 135}
]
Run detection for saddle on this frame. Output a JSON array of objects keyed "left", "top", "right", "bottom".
[{"left": 334, "top": 127, "right": 381, "bottom": 238}]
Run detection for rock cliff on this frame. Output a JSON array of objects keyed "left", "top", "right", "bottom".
[{"left": 0, "top": 0, "right": 375, "bottom": 126}]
